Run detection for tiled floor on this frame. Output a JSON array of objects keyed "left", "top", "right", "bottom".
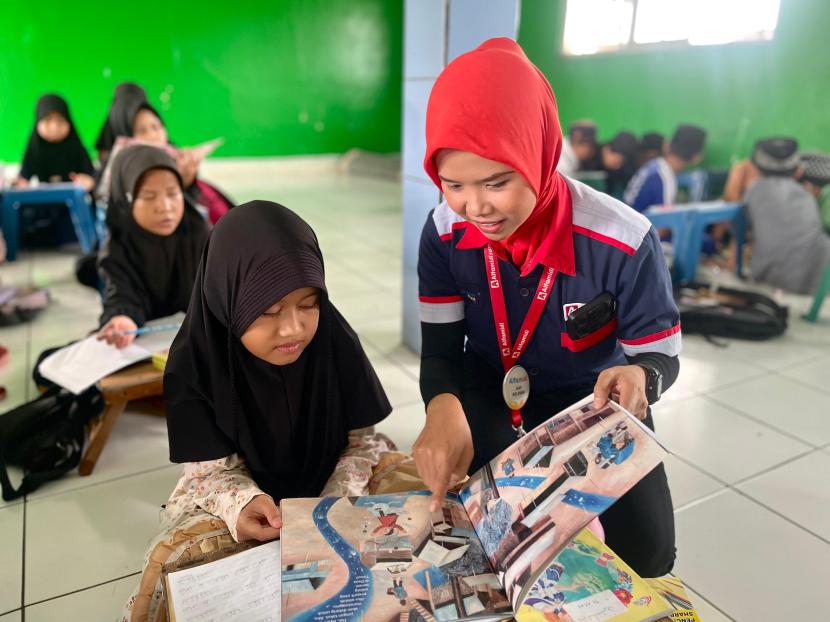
[{"left": 0, "top": 167, "right": 828, "bottom": 620}]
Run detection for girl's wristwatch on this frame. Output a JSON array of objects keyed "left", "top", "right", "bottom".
[{"left": 637, "top": 364, "right": 663, "bottom": 404}]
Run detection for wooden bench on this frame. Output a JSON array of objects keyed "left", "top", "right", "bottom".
[{"left": 80, "top": 361, "right": 165, "bottom": 475}]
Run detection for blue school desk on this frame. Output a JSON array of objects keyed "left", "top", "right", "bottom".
[
  {"left": 0, "top": 183, "right": 97, "bottom": 261},
  {"left": 644, "top": 201, "right": 745, "bottom": 284}
]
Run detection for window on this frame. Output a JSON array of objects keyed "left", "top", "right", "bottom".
[{"left": 562, "top": 0, "right": 781, "bottom": 56}]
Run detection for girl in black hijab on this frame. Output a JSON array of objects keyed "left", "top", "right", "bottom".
[
  {"left": 94, "top": 81, "right": 147, "bottom": 162},
  {"left": 107, "top": 96, "right": 233, "bottom": 224},
  {"left": 163, "top": 200, "right": 392, "bottom": 541},
  {"left": 16, "top": 94, "right": 95, "bottom": 191},
  {"left": 96, "top": 144, "right": 209, "bottom": 346}
]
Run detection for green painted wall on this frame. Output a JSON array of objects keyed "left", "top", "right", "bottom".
[
  {"left": 0, "top": 0, "right": 402, "bottom": 162},
  {"left": 518, "top": 0, "right": 830, "bottom": 167}
]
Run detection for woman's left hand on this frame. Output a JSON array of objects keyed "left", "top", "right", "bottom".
[{"left": 592, "top": 364, "right": 649, "bottom": 420}]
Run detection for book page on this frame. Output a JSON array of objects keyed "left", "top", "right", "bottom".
[
  {"left": 516, "top": 528, "right": 673, "bottom": 622},
  {"left": 280, "top": 492, "right": 512, "bottom": 622},
  {"left": 37, "top": 314, "right": 182, "bottom": 394},
  {"left": 166, "top": 540, "right": 280, "bottom": 622},
  {"left": 459, "top": 396, "right": 668, "bottom": 608}
]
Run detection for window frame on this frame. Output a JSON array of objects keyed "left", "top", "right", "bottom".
[{"left": 560, "top": 0, "right": 780, "bottom": 57}]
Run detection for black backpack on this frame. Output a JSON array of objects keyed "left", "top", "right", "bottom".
[
  {"left": 675, "top": 281, "right": 788, "bottom": 341},
  {"left": 0, "top": 385, "right": 103, "bottom": 501}
]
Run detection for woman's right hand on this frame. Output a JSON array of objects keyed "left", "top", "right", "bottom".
[
  {"left": 96, "top": 315, "right": 138, "bottom": 349},
  {"left": 236, "top": 494, "right": 282, "bottom": 542},
  {"left": 413, "top": 393, "right": 474, "bottom": 512}
]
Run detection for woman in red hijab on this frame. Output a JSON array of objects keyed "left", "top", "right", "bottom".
[{"left": 414, "top": 38, "right": 681, "bottom": 577}]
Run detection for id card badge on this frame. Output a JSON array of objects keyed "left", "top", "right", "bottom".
[{"left": 502, "top": 365, "right": 530, "bottom": 437}]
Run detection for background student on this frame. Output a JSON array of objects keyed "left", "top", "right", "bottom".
[
  {"left": 624, "top": 124, "right": 706, "bottom": 212},
  {"left": 96, "top": 144, "right": 210, "bottom": 345}
]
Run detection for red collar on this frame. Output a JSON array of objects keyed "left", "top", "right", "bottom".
[{"left": 455, "top": 200, "right": 576, "bottom": 278}]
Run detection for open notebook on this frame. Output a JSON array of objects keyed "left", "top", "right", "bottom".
[
  {"left": 165, "top": 540, "right": 281, "bottom": 622},
  {"left": 37, "top": 313, "right": 183, "bottom": 394}
]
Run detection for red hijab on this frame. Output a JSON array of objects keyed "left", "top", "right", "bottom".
[{"left": 423, "top": 38, "right": 575, "bottom": 277}]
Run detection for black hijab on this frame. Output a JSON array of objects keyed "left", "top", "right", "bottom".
[
  {"left": 108, "top": 96, "right": 163, "bottom": 140},
  {"left": 164, "top": 201, "right": 391, "bottom": 501},
  {"left": 98, "top": 144, "right": 209, "bottom": 326},
  {"left": 19, "top": 94, "right": 94, "bottom": 183},
  {"left": 94, "top": 82, "right": 147, "bottom": 153}
]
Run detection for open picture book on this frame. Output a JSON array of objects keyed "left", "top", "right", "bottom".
[{"left": 280, "top": 396, "right": 673, "bottom": 622}]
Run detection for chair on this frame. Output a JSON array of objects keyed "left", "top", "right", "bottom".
[
  {"left": 0, "top": 183, "right": 97, "bottom": 261},
  {"left": 645, "top": 201, "right": 745, "bottom": 284},
  {"left": 803, "top": 262, "right": 830, "bottom": 323},
  {"left": 676, "top": 170, "right": 709, "bottom": 202},
  {"left": 80, "top": 361, "right": 165, "bottom": 476},
  {"left": 678, "top": 201, "right": 746, "bottom": 283},
  {"left": 643, "top": 204, "right": 695, "bottom": 281}
]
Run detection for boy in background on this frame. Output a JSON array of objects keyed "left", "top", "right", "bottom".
[{"left": 624, "top": 125, "right": 706, "bottom": 212}]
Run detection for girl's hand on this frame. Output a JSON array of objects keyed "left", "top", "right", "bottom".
[
  {"left": 413, "top": 393, "right": 474, "bottom": 512},
  {"left": 176, "top": 150, "right": 199, "bottom": 187},
  {"left": 593, "top": 365, "right": 649, "bottom": 420},
  {"left": 236, "top": 494, "right": 282, "bottom": 542},
  {"left": 96, "top": 315, "right": 138, "bottom": 349},
  {"left": 13, "top": 177, "right": 29, "bottom": 188},
  {"left": 69, "top": 172, "right": 95, "bottom": 192}
]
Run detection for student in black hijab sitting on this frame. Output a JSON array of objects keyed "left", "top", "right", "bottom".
[
  {"left": 13, "top": 94, "right": 96, "bottom": 249},
  {"left": 96, "top": 144, "right": 209, "bottom": 345},
  {"left": 121, "top": 204, "right": 395, "bottom": 620},
  {"left": 161, "top": 199, "right": 392, "bottom": 540},
  {"left": 107, "top": 96, "right": 233, "bottom": 224},
  {"left": 15, "top": 94, "right": 95, "bottom": 191},
  {"left": 94, "top": 81, "right": 147, "bottom": 162}
]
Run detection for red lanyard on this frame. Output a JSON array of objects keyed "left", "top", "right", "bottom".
[{"left": 484, "top": 245, "right": 557, "bottom": 429}]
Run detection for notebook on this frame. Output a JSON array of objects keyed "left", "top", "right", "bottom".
[
  {"left": 37, "top": 313, "right": 183, "bottom": 394},
  {"left": 165, "top": 540, "right": 281, "bottom": 622}
]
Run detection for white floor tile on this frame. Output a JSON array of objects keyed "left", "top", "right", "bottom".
[
  {"left": 25, "top": 574, "right": 137, "bottom": 622},
  {"left": 779, "top": 353, "right": 830, "bottom": 397},
  {"left": 653, "top": 396, "right": 810, "bottom": 483},
  {"left": 351, "top": 316, "right": 404, "bottom": 354},
  {"left": 369, "top": 358, "right": 422, "bottom": 408},
  {"left": 683, "top": 584, "right": 734, "bottom": 621},
  {"left": 663, "top": 455, "right": 725, "bottom": 509},
  {"left": 333, "top": 288, "right": 402, "bottom": 324},
  {"left": 688, "top": 332, "right": 826, "bottom": 371},
  {"left": 376, "top": 401, "right": 426, "bottom": 453},
  {"left": 27, "top": 407, "right": 172, "bottom": 500},
  {"left": 708, "top": 374, "right": 830, "bottom": 446},
  {"left": 661, "top": 349, "right": 764, "bottom": 404},
  {"left": 674, "top": 490, "right": 830, "bottom": 620},
  {"left": 382, "top": 343, "right": 420, "bottom": 381},
  {"left": 0, "top": 610, "right": 21, "bottom": 621},
  {"left": 737, "top": 450, "right": 830, "bottom": 541},
  {"left": 0, "top": 505, "right": 23, "bottom": 615},
  {"left": 25, "top": 466, "right": 181, "bottom": 604}
]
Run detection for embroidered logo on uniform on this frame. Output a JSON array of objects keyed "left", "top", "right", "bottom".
[{"left": 563, "top": 303, "right": 585, "bottom": 320}]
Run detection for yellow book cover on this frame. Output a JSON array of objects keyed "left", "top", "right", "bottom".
[
  {"left": 152, "top": 349, "right": 169, "bottom": 372},
  {"left": 644, "top": 577, "right": 701, "bottom": 622},
  {"left": 516, "top": 528, "right": 673, "bottom": 622}
]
